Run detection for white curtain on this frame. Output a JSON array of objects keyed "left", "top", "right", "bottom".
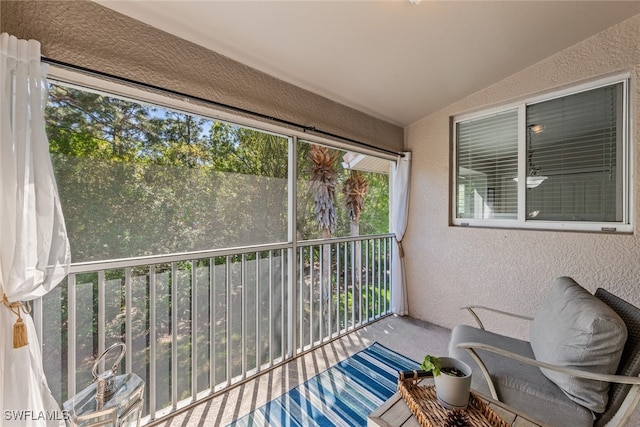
[
  {"left": 1, "top": 33, "right": 70, "bottom": 426},
  {"left": 390, "top": 152, "right": 411, "bottom": 316}
]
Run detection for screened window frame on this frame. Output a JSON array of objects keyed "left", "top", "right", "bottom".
[
  {"left": 451, "top": 73, "right": 632, "bottom": 232},
  {"left": 46, "top": 65, "right": 399, "bottom": 262}
]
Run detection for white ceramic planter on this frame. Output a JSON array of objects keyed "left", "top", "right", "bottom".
[{"left": 433, "top": 357, "right": 472, "bottom": 410}]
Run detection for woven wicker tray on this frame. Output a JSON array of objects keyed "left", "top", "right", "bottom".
[{"left": 398, "top": 373, "right": 509, "bottom": 427}]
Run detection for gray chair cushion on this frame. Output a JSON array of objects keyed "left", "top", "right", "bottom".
[
  {"left": 530, "top": 277, "right": 627, "bottom": 413},
  {"left": 450, "top": 324, "right": 594, "bottom": 427}
]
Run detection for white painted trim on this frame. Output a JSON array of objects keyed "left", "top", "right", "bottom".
[{"left": 525, "top": 72, "right": 631, "bottom": 106}]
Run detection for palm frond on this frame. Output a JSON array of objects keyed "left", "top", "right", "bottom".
[{"left": 309, "top": 145, "right": 338, "bottom": 236}]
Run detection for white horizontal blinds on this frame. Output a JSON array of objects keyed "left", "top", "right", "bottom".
[
  {"left": 456, "top": 109, "right": 518, "bottom": 220},
  {"left": 526, "top": 83, "right": 621, "bottom": 222}
]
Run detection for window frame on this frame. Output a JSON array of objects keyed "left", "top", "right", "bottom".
[
  {"left": 46, "top": 65, "right": 398, "bottom": 263},
  {"left": 451, "top": 73, "right": 632, "bottom": 233}
]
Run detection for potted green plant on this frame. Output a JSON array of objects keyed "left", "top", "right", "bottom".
[{"left": 421, "top": 355, "right": 472, "bottom": 410}]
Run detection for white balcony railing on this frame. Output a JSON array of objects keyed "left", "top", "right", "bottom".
[{"left": 32, "top": 234, "right": 393, "bottom": 423}]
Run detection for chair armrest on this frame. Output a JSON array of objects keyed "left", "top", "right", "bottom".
[
  {"left": 456, "top": 341, "right": 640, "bottom": 401},
  {"left": 462, "top": 306, "right": 534, "bottom": 330}
]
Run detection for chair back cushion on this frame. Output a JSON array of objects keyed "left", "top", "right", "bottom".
[
  {"left": 530, "top": 277, "right": 627, "bottom": 413},
  {"left": 593, "top": 288, "right": 640, "bottom": 426}
]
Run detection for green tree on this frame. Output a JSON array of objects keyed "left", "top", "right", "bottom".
[{"left": 46, "top": 84, "right": 291, "bottom": 262}]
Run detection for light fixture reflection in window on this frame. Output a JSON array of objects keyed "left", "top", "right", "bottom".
[
  {"left": 513, "top": 175, "right": 548, "bottom": 189},
  {"left": 529, "top": 124, "right": 545, "bottom": 134},
  {"left": 513, "top": 123, "right": 548, "bottom": 188}
]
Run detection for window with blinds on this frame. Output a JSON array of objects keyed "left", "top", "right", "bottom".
[
  {"left": 452, "top": 76, "right": 630, "bottom": 232},
  {"left": 456, "top": 109, "right": 518, "bottom": 220},
  {"left": 526, "top": 83, "right": 622, "bottom": 222}
]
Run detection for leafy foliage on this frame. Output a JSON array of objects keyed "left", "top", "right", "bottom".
[
  {"left": 421, "top": 354, "right": 442, "bottom": 376},
  {"left": 343, "top": 170, "right": 369, "bottom": 222},
  {"left": 46, "top": 84, "right": 390, "bottom": 263},
  {"left": 46, "top": 84, "right": 290, "bottom": 262},
  {"left": 42, "top": 83, "right": 393, "bottom": 413},
  {"left": 309, "top": 144, "right": 339, "bottom": 237}
]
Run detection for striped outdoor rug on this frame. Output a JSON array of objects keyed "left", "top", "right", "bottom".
[{"left": 228, "top": 342, "right": 420, "bottom": 427}]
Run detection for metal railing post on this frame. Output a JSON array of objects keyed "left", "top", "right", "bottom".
[
  {"left": 44, "top": 233, "right": 392, "bottom": 423},
  {"left": 287, "top": 136, "right": 298, "bottom": 358}
]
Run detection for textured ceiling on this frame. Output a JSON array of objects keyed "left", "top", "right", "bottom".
[{"left": 95, "top": 1, "right": 640, "bottom": 127}]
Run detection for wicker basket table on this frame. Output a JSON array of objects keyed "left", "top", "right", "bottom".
[{"left": 368, "top": 375, "right": 545, "bottom": 427}]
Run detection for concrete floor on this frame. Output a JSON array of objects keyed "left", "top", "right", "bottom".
[
  {"left": 151, "top": 315, "right": 639, "bottom": 427},
  {"left": 150, "top": 315, "right": 448, "bottom": 427}
]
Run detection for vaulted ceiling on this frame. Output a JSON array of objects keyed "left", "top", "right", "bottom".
[{"left": 95, "top": 1, "right": 640, "bottom": 127}]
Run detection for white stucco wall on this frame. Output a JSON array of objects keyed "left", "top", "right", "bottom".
[{"left": 405, "top": 13, "right": 640, "bottom": 339}]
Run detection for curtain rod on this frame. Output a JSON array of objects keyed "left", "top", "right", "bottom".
[{"left": 42, "top": 57, "right": 404, "bottom": 159}]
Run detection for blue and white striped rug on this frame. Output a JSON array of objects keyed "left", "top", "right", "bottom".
[{"left": 228, "top": 342, "right": 420, "bottom": 427}]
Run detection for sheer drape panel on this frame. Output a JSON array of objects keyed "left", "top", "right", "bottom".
[
  {"left": 390, "top": 152, "right": 411, "bottom": 316},
  {"left": 0, "top": 33, "right": 70, "bottom": 426}
]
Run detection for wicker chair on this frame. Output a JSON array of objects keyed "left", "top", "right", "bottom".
[{"left": 449, "top": 279, "right": 640, "bottom": 427}]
